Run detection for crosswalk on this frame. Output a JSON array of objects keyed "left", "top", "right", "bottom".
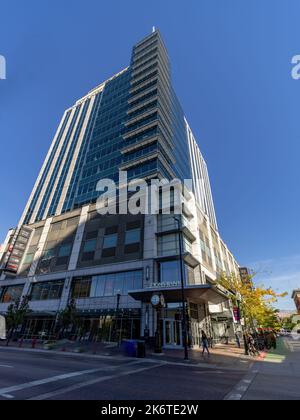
[{"left": 287, "top": 339, "right": 300, "bottom": 352}]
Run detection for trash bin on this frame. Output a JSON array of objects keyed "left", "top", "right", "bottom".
[
  {"left": 136, "top": 340, "right": 146, "bottom": 358},
  {"left": 121, "top": 340, "right": 137, "bottom": 357}
]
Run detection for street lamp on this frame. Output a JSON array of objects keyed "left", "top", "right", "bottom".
[
  {"left": 173, "top": 216, "right": 189, "bottom": 361},
  {"left": 115, "top": 290, "right": 122, "bottom": 346}
]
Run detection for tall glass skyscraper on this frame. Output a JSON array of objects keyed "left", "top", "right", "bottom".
[
  {"left": 0, "top": 30, "right": 239, "bottom": 347},
  {"left": 19, "top": 30, "right": 216, "bottom": 229}
]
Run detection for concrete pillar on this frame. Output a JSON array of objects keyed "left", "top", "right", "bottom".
[
  {"left": 28, "top": 217, "right": 53, "bottom": 277},
  {"left": 68, "top": 205, "right": 89, "bottom": 271},
  {"left": 205, "top": 217, "right": 217, "bottom": 273},
  {"left": 143, "top": 214, "right": 157, "bottom": 259}
]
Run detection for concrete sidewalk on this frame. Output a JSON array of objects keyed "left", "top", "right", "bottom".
[
  {"left": 0, "top": 339, "right": 255, "bottom": 371},
  {"left": 225, "top": 338, "right": 300, "bottom": 400}
]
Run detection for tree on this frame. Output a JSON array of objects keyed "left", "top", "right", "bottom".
[
  {"left": 57, "top": 299, "right": 78, "bottom": 338},
  {"left": 216, "top": 272, "right": 287, "bottom": 331},
  {"left": 282, "top": 316, "right": 297, "bottom": 332},
  {"left": 6, "top": 296, "right": 31, "bottom": 345}
]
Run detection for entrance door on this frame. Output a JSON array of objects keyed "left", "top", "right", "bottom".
[{"left": 163, "top": 319, "right": 182, "bottom": 348}]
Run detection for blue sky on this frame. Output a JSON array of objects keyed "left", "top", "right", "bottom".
[{"left": 0, "top": 0, "right": 299, "bottom": 309}]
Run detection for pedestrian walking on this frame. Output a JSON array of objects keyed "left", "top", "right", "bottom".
[
  {"left": 201, "top": 330, "right": 210, "bottom": 356},
  {"left": 235, "top": 333, "right": 241, "bottom": 349},
  {"left": 224, "top": 326, "right": 230, "bottom": 345}
]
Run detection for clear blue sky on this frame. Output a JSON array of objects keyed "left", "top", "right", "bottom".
[{"left": 0, "top": 0, "right": 299, "bottom": 309}]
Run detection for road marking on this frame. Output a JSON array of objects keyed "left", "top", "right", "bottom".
[
  {"left": 29, "top": 363, "right": 166, "bottom": 400},
  {"left": 224, "top": 365, "right": 259, "bottom": 401},
  {"left": 1, "top": 394, "right": 14, "bottom": 399},
  {"left": 0, "top": 365, "right": 13, "bottom": 368},
  {"left": 0, "top": 366, "right": 117, "bottom": 398},
  {"left": 228, "top": 393, "right": 242, "bottom": 400}
]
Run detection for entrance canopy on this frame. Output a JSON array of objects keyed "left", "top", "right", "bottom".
[{"left": 129, "top": 284, "right": 229, "bottom": 305}]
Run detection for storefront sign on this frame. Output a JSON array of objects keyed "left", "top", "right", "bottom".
[
  {"left": 3, "top": 227, "right": 32, "bottom": 274},
  {"left": 149, "top": 281, "right": 181, "bottom": 289}
]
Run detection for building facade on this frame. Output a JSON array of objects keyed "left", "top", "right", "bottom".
[
  {"left": 0, "top": 30, "right": 239, "bottom": 347},
  {"left": 292, "top": 290, "right": 300, "bottom": 314}
]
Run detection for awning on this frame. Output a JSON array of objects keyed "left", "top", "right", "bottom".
[{"left": 129, "top": 283, "right": 229, "bottom": 305}]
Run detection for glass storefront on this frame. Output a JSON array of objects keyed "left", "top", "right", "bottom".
[{"left": 20, "top": 310, "right": 141, "bottom": 343}]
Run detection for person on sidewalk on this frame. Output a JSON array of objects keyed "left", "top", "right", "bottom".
[
  {"left": 201, "top": 330, "right": 210, "bottom": 356},
  {"left": 224, "top": 326, "right": 230, "bottom": 345},
  {"left": 235, "top": 333, "right": 241, "bottom": 349}
]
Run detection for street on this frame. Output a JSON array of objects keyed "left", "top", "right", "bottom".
[
  {"left": 0, "top": 338, "right": 299, "bottom": 401},
  {"left": 0, "top": 347, "right": 244, "bottom": 401}
]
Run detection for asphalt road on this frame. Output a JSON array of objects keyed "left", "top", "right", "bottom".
[
  {"left": 0, "top": 347, "right": 245, "bottom": 401},
  {"left": 1, "top": 338, "right": 298, "bottom": 401}
]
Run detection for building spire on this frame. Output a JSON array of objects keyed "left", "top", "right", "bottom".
[{"left": 152, "top": 26, "right": 156, "bottom": 33}]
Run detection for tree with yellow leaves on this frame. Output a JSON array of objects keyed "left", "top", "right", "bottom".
[{"left": 216, "top": 272, "right": 287, "bottom": 331}]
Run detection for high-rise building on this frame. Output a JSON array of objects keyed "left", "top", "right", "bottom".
[{"left": 0, "top": 30, "right": 239, "bottom": 346}]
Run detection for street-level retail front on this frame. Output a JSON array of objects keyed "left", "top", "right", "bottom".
[
  {"left": 129, "top": 283, "right": 229, "bottom": 349},
  {"left": 17, "top": 309, "right": 141, "bottom": 342}
]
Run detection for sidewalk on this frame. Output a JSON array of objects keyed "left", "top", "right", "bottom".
[
  {"left": 148, "top": 342, "right": 257, "bottom": 371},
  {"left": 226, "top": 338, "right": 300, "bottom": 400},
  {"left": 0, "top": 339, "right": 255, "bottom": 371}
]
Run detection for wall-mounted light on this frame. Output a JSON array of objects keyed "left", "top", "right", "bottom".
[{"left": 146, "top": 266, "right": 150, "bottom": 282}]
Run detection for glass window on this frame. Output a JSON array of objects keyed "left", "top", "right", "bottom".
[
  {"left": 72, "top": 271, "right": 143, "bottom": 299},
  {"left": 159, "top": 261, "right": 180, "bottom": 284},
  {"left": 124, "top": 272, "right": 134, "bottom": 291},
  {"left": 30, "top": 280, "right": 64, "bottom": 301},
  {"left": 58, "top": 244, "right": 72, "bottom": 257},
  {"left": 90, "top": 276, "right": 105, "bottom": 298},
  {"left": 23, "top": 254, "right": 34, "bottom": 264},
  {"left": 83, "top": 239, "right": 97, "bottom": 253},
  {"left": 41, "top": 249, "right": 56, "bottom": 261},
  {"left": 104, "top": 277, "right": 114, "bottom": 296},
  {"left": 159, "top": 261, "right": 192, "bottom": 286},
  {"left": 72, "top": 277, "right": 92, "bottom": 299},
  {"left": 125, "top": 229, "right": 140, "bottom": 245},
  {"left": 113, "top": 275, "right": 124, "bottom": 295},
  {"left": 0, "top": 285, "right": 24, "bottom": 303},
  {"left": 133, "top": 271, "right": 143, "bottom": 289},
  {"left": 103, "top": 234, "right": 117, "bottom": 249},
  {"left": 48, "top": 282, "right": 64, "bottom": 300}
]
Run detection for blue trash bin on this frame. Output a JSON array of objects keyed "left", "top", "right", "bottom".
[{"left": 121, "top": 339, "right": 137, "bottom": 357}]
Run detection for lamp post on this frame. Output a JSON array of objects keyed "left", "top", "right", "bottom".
[
  {"left": 237, "top": 298, "right": 249, "bottom": 356},
  {"left": 115, "top": 290, "right": 122, "bottom": 346},
  {"left": 174, "top": 216, "right": 189, "bottom": 361}
]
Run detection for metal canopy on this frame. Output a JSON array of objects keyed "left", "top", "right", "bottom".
[{"left": 129, "top": 284, "right": 228, "bottom": 305}]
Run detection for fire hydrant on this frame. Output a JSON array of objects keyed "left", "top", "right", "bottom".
[{"left": 31, "top": 338, "right": 37, "bottom": 349}]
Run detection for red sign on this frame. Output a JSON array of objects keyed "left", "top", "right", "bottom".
[{"left": 233, "top": 307, "right": 240, "bottom": 322}]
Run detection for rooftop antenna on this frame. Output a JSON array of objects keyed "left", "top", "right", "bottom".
[{"left": 152, "top": 26, "right": 156, "bottom": 33}]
